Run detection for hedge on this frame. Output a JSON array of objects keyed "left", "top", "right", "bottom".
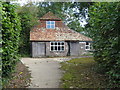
[
  {"left": 87, "top": 2, "right": 120, "bottom": 87},
  {"left": 2, "top": 2, "right": 21, "bottom": 84}
]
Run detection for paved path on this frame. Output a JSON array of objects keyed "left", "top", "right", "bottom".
[{"left": 21, "top": 57, "right": 73, "bottom": 88}]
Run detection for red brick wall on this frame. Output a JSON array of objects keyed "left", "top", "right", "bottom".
[{"left": 39, "top": 20, "right": 66, "bottom": 28}]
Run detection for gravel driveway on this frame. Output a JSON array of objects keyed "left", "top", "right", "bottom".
[{"left": 21, "top": 57, "right": 72, "bottom": 88}]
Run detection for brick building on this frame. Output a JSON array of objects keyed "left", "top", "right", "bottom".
[{"left": 30, "top": 12, "right": 92, "bottom": 57}]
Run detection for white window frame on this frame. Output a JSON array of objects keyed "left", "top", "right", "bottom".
[
  {"left": 46, "top": 21, "right": 55, "bottom": 29},
  {"left": 50, "top": 41, "right": 65, "bottom": 51},
  {"left": 79, "top": 42, "right": 86, "bottom": 44},
  {"left": 85, "top": 42, "right": 91, "bottom": 50}
]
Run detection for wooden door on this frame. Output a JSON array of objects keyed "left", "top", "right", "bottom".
[
  {"left": 37, "top": 42, "right": 45, "bottom": 57},
  {"left": 32, "top": 42, "right": 45, "bottom": 57}
]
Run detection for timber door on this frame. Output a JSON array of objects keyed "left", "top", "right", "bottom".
[
  {"left": 70, "top": 41, "right": 80, "bottom": 56},
  {"left": 37, "top": 42, "right": 45, "bottom": 57},
  {"left": 32, "top": 42, "right": 45, "bottom": 57}
]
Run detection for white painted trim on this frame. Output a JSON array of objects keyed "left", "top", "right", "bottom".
[{"left": 79, "top": 42, "right": 86, "bottom": 44}]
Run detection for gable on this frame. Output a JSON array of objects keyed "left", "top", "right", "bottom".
[{"left": 40, "top": 12, "right": 61, "bottom": 20}]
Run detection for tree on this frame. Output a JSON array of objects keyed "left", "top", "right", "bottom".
[
  {"left": 17, "top": 3, "right": 38, "bottom": 56},
  {"left": 86, "top": 2, "right": 120, "bottom": 87}
]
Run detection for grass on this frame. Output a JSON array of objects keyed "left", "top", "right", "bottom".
[{"left": 60, "top": 57, "right": 109, "bottom": 88}]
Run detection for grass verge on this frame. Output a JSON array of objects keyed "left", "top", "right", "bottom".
[{"left": 60, "top": 57, "right": 109, "bottom": 88}]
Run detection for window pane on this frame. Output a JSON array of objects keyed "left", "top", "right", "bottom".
[
  {"left": 51, "top": 42, "right": 53, "bottom": 45},
  {"left": 47, "top": 21, "right": 50, "bottom": 24},
  {"left": 86, "top": 46, "right": 89, "bottom": 49},
  {"left": 55, "top": 42, "right": 57, "bottom": 45},
  {"left": 47, "top": 25, "right": 51, "bottom": 29},
  {"left": 55, "top": 46, "right": 57, "bottom": 50},
  {"left": 58, "top": 42, "right": 60, "bottom": 45},
  {"left": 51, "top": 25, "right": 55, "bottom": 29},
  {"left": 86, "top": 42, "right": 89, "bottom": 45},
  {"left": 62, "top": 46, "right": 64, "bottom": 51},
  {"left": 61, "top": 42, "right": 64, "bottom": 45},
  {"left": 51, "top": 21, "right": 55, "bottom": 24},
  {"left": 58, "top": 46, "right": 60, "bottom": 50}
]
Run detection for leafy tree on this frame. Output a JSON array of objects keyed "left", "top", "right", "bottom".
[
  {"left": 86, "top": 2, "right": 120, "bottom": 87},
  {"left": 2, "top": 2, "right": 21, "bottom": 84},
  {"left": 37, "top": 2, "right": 66, "bottom": 20},
  {"left": 16, "top": 3, "right": 38, "bottom": 56},
  {"left": 0, "top": 1, "right": 2, "bottom": 89}
]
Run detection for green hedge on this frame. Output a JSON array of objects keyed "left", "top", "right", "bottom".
[
  {"left": 2, "top": 2, "right": 21, "bottom": 81},
  {"left": 87, "top": 2, "right": 120, "bottom": 87},
  {"left": 0, "top": 1, "right": 2, "bottom": 89}
]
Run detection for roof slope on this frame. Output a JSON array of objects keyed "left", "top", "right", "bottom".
[
  {"left": 30, "top": 27, "right": 92, "bottom": 41},
  {"left": 30, "top": 12, "right": 92, "bottom": 41},
  {"left": 40, "top": 12, "right": 61, "bottom": 20}
]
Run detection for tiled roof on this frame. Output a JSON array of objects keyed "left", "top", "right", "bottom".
[
  {"left": 30, "top": 27, "right": 92, "bottom": 41},
  {"left": 30, "top": 12, "right": 92, "bottom": 41},
  {"left": 40, "top": 12, "right": 61, "bottom": 20}
]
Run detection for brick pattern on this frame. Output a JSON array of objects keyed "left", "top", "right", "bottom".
[{"left": 37, "top": 20, "right": 66, "bottom": 28}]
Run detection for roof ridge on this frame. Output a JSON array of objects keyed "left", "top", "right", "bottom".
[{"left": 40, "top": 11, "right": 61, "bottom": 20}]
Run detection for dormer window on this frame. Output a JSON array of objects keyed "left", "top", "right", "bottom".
[{"left": 46, "top": 21, "right": 55, "bottom": 29}]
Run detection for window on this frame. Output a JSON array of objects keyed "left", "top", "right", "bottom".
[
  {"left": 46, "top": 21, "right": 55, "bottom": 29},
  {"left": 85, "top": 42, "right": 90, "bottom": 50},
  {"left": 50, "top": 42, "right": 65, "bottom": 51}
]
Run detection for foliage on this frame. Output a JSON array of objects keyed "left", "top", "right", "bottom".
[
  {"left": 86, "top": 2, "right": 120, "bottom": 87},
  {"left": 37, "top": 2, "right": 65, "bottom": 19},
  {"left": 0, "top": 1, "right": 2, "bottom": 89},
  {"left": 16, "top": 3, "right": 38, "bottom": 56},
  {"left": 60, "top": 57, "right": 109, "bottom": 88},
  {"left": 2, "top": 2, "right": 21, "bottom": 85}
]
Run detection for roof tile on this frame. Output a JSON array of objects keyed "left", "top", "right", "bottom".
[
  {"left": 30, "top": 27, "right": 92, "bottom": 41},
  {"left": 30, "top": 12, "right": 92, "bottom": 41}
]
